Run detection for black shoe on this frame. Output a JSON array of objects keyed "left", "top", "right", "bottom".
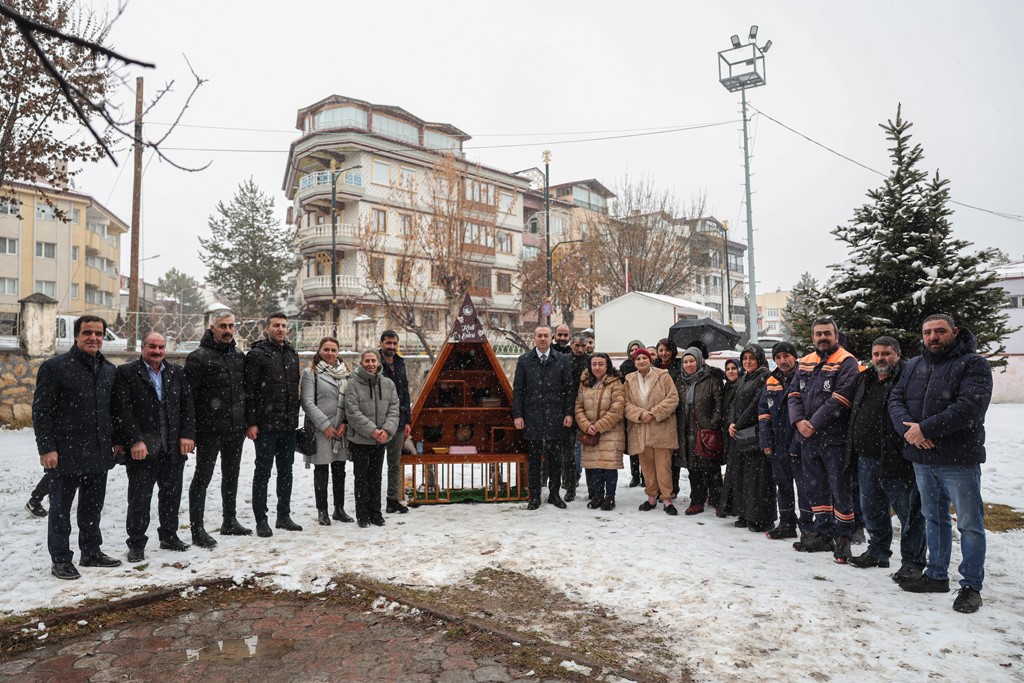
[
  {"left": 851, "top": 528, "right": 866, "bottom": 544},
  {"left": 638, "top": 501, "right": 657, "bottom": 511},
  {"left": 191, "top": 527, "right": 217, "bottom": 549},
  {"left": 159, "top": 536, "right": 190, "bottom": 552},
  {"left": 587, "top": 496, "right": 604, "bottom": 510},
  {"left": 51, "top": 562, "right": 80, "bottom": 580},
  {"left": 547, "top": 493, "right": 567, "bottom": 509},
  {"left": 127, "top": 547, "right": 145, "bottom": 563},
  {"left": 79, "top": 551, "right": 122, "bottom": 568},
  {"left": 256, "top": 520, "right": 273, "bottom": 537},
  {"left": 849, "top": 552, "right": 890, "bottom": 569},
  {"left": 891, "top": 565, "right": 924, "bottom": 584},
  {"left": 748, "top": 522, "right": 773, "bottom": 533},
  {"left": 563, "top": 490, "right": 576, "bottom": 503},
  {"left": 833, "top": 537, "right": 852, "bottom": 564},
  {"left": 953, "top": 586, "right": 983, "bottom": 613},
  {"left": 275, "top": 515, "right": 303, "bottom": 531},
  {"left": 370, "top": 515, "right": 385, "bottom": 527},
  {"left": 765, "top": 525, "right": 798, "bottom": 540},
  {"left": 386, "top": 499, "right": 409, "bottom": 514},
  {"left": 664, "top": 504, "right": 678, "bottom": 516},
  {"left": 733, "top": 518, "right": 748, "bottom": 528},
  {"left": 793, "top": 534, "right": 834, "bottom": 553},
  {"left": 26, "top": 499, "right": 47, "bottom": 518},
  {"left": 527, "top": 499, "right": 541, "bottom": 511},
  {"left": 333, "top": 507, "right": 355, "bottom": 523},
  {"left": 318, "top": 510, "right": 331, "bottom": 526},
  {"left": 628, "top": 476, "right": 641, "bottom": 488},
  {"left": 601, "top": 497, "right": 615, "bottom": 511},
  {"left": 357, "top": 519, "right": 371, "bottom": 528},
  {"left": 900, "top": 574, "right": 950, "bottom": 593},
  {"left": 221, "top": 517, "right": 253, "bottom": 536}
]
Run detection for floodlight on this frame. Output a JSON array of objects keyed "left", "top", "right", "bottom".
[
  {"left": 762, "top": 40, "right": 772, "bottom": 53},
  {"left": 730, "top": 34, "right": 741, "bottom": 48},
  {"left": 748, "top": 25, "right": 758, "bottom": 41}
]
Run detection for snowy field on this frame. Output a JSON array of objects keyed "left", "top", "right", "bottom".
[{"left": 1, "top": 406, "right": 1023, "bottom": 682}]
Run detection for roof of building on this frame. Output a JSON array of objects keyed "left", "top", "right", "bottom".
[
  {"left": 295, "top": 95, "right": 470, "bottom": 138},
  {"left": 600, "top": 291, "right": 717, "bottom": 313},
  {"left": 3, "top": 179, "right": 129, "bottom": 232},
  {"left": 549, "top": 178, "right": 616, "bottom": 198}
]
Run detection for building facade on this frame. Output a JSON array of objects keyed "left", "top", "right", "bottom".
[
  {"left": 756, "top": 289, "right": 791, "bottom": 337},
  {"left": 684, "top": 217, "right": 748, "bottom": 333},
  {"left": 283, "top": 96, "right": 529, "bottom": 347},
  {"left": 0, "top": 181, "right": 127, "bottom": 323}
]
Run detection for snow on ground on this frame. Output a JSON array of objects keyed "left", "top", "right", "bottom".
[{"left": 2, "top": 405, "right": 1023, "bottom": 682}]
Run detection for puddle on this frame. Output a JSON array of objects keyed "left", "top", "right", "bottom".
[{"left": 185, "top": 635, "right": 294, "bottom": 662}]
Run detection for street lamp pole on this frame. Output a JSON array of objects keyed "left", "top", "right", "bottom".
[
  {"left": 543, "top": 150, "right": 552, "bottom": 327},
  {"left": 720, "top": 223, "right": 732, "bottom": 326},
  {"left": 329, "top": 161, "right": 362, "bottom": 338}
]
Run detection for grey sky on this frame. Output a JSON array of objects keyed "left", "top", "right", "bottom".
[{"left": 78, "top": 0, "right": 1024, "bottom": 296}]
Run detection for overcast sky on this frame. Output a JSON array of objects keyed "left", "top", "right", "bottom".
[{"left": 76, "top": 0, "right": 1024, "bottom": 297}]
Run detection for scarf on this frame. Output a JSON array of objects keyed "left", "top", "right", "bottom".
[
  {"left": 677, "top": 347, "right": 709, "bottom": 410},
  {"left": 315, "top": 359, "right": 350, "bottom": 401}
]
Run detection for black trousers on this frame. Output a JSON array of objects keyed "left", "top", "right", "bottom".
[
  {"left": 314, "top": 461, "right": 347, "bottom": 511},
  {"left": 189, "top": 432, "right": 245, "bottom": 527},
  {"left": 527, "top": 438, "right": 562, "bottom": 501},
  {"left": 561, "top": 432, "right": 577, "bottom": 494},
  {"left": 350, "top": 442, "right": 385, "bottom": 522},
  {"left": 31, "top": 470, "right": 52, "bottom": 501},
  {"left": 48, "top": 470, "right": 108, "bottom": 564},
  {"left": 688, "top": 467, "right": 723, "bottom": 507},
  {"left": 126, "top": 447, "right": 186, "bottom": 549}
]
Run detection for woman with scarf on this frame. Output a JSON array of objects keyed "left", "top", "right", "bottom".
[
  {"left": 675, "top": 347, "right": 724, "bottom": 515},
  {"left": 575, "top": 352, "right": 626, "bottom": 511},
  {"left": 300, "top": 337, "right": 353, "bottom": 526},
  {"left": 721, "top": 345, "right": 776, "bottom": 531},
  {"left": 344, "top": 349, "right": 399, "bottom": 528},
  {"left": 717, "top": 358, "right": 743, "bottom": 517}
]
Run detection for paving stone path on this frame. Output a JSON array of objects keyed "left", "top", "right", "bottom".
[{"left": 0, "top": 595, "right": 575, "bottom": 682}]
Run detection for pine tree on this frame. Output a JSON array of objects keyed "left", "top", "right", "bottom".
[
  {"left": 199, "top": 178, "right": 297, "bottom": 318},
  {"left": 782, "top": 272, "right": 823, "bottom": 353},
  {"left": 825, "top": 105, "right": 1013, "bottom": 357},
  {"left": 156, "top": 268, "right": 204, "bottom": 314}
]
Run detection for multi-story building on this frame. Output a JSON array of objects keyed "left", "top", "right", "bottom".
[
  {"left": 0, "top": 180, "right": 127, "bottom": 322},
  {"left": 685, "top": 217, "right": 748, "bottom": 332},
  {"left": 283, "top": 96, "right": 529, "bottom": 346},
  {"left": 756, "top": 289, "right": 791, "bottom": 337}
]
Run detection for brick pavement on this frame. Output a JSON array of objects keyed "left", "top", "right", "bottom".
[{"left": 0, "top": 595, "right": 580, "bottom": 683}]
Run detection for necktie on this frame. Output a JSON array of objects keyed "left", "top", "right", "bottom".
[{"left": 540, "top": 354, "right": 547, "bottom": 364}]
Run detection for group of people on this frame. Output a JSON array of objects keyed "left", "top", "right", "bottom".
[
  {"left": 512, "top": 316, "right": 992, "bottom": 614},
  {"left": 30, "top": 311, "right": 408, "bottom": 581}
]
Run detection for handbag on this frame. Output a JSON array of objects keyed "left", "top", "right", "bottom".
[
  {"left": 577, "top": 383, "right": 607, "bottom": 448},
  {"left": 733, "top": 425, "right": 759, "bottom": 452},
  {"left": 695, "top": 409, "right": 724, "bottom": 458},
  {"left": 296, "top": 373, "right": 318, "bottom": 457}
]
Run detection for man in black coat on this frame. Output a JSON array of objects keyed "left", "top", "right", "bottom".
[
  {"left": 561, "top": 333, "right": 591, "bottom": 501},
  {"left": 245, "top": 312, "right": 302, "bottom": 538},
  {"left": 32, "top": 315, "right": 122, "bottom": 580},
  {"left": 379, "top": 330, "right": 412, "bottom": 514},
  {"left": 184, "top": 311, "right": 250, "bottom": 546},
  {"left": 512, "top": 325, "right": 575, "bottom": 510},
  {"left": 114, "top": 333, "right": 196, "bottom": 563}
]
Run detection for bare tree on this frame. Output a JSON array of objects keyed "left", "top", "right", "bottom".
[{"left": 590, "top": 176, "right": 710, "bottom": 295}]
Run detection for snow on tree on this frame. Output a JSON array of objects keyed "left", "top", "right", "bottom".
[
  {"left": 781, "top": 272, "right": 824, "bottom": 353},
  {"left": 824, "top": 105, "right": 1014, "bottom": 358}
]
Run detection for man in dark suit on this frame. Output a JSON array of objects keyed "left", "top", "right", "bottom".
[
  {"left": 114, "top": 332, "right": 196, "bottom": 563},
  {"left": 33, "top": 315, "right": 122, "bottom": 580},
  {"left": 512, "top": 325, "right": 575, "bottom": 510}
]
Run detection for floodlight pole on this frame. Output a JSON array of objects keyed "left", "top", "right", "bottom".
[{"left": 740, "top": 88, "right": 756, "bottom": 341}]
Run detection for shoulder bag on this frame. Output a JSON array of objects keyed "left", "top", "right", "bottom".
[
  {"left": 296, "top": 373, "right": 318, "bottom": 456},
  {"left": 695, "top": 410, "right": 724, "bottom": 458}
]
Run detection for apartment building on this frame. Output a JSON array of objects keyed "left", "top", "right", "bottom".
[
  {"left": 0, "top": 181, "right": 127, "bottom": 322},
  {"left": 282, "top": 95, "right": 529, "bottom": 344},
  {"left": 756, "top": 289, "right": 791, "bottom": 337},
  {"left": 685, "top": 216, "right": 749, "bottom": 333}
]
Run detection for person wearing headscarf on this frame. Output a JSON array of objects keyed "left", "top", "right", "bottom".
[
  {"left": 655, "top": 338, "right": 684, "bottom": 498},
  {"left": 675, "top": 347, "right": 724, "bottom": 515},
  {"left": 623, "top": 348, "right": 680, "bottom": 514},
  {"left": 717, "top": 357, "right": 743, "bottom": 517},
  {"left": 619, "top": 339, "right": 645, "bottom": 488},
  {"left": 720, "top": 344, "right": 775, "bottom": 531}
]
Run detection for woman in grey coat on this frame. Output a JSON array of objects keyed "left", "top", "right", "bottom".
[
  {"left": 344, "top": 349, "right": 399, "bottom": 528},
  {"left": 300, "top": 337, "right": 353, "bottom": 526}
]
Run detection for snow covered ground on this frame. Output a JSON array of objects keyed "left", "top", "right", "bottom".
[{"left": 2, "top": 406, "right": 1023, "bottom": 682}]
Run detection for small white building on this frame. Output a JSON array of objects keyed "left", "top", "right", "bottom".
[{"left": 593, "top": 291, "right": 716, "bottom": 355}]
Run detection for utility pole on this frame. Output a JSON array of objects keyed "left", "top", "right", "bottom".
[
  {"left": 127, "top": 77, "right": 143, "bottom": 352},
  {"left": 543, "top": 150, "right": 552, "bottom": 327}
]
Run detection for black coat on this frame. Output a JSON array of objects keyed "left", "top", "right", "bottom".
[
  {"left": 846, "top": 360, "right": 911, "bottom": 480},
  {"left": 568, "top": 352, "right": 591, "bottom": 404},
  {"left": 512, "top": 349, "right": 574, "bottom": 441},
  {"left": 32, "top": 345, "right": 117, "bottom": 476},
  {"left": 113, "top": 359, "right": 196, "bottom": 455},
  {"left": 244, "top": 338, "right": 300, "bottom": 432},
  {"left": 379, "top": 353, "right": 412, "bottom": 428},
  {"left": 184, "top": 329, "right": 246, "bottom": 435}
]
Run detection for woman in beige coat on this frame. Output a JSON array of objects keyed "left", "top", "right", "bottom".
[
  {"left": 574, "top": 353, "right": 626, "bottom": 511},
  {"left": 623, "top": 347, "right": 680, "bottom": 514}
]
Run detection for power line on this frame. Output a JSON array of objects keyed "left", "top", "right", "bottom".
[{"left": 749, "top": 105, "right": 1024, "bottom": 223}]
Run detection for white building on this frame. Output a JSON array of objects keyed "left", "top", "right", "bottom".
[{"left": 592, "top": 291, "right": 716, "bottom": 354}]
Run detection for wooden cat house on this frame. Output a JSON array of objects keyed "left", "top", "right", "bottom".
[{"left": 404, "top": 294, "right": 529, "bottom": 504}]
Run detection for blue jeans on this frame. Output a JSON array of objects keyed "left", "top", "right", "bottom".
[
  {"left": 590, "top": 469, "right": 618, "bottom": 498},
  {"left": 857, "top": 457, "right": 926, "bottom": 571},
  {"left": 913, "top": 463, "right": 985, "bottom": 590},
  {"left": 252, "top": 430, "right": 296, "bottom": 522}
]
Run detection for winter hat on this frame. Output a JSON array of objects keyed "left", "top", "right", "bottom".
[
  {"left": 632, "top": 347, "right": 653, "bottom": 361},
  {"left": 772, "top": 341, "right": 798, "bottom": 359}
]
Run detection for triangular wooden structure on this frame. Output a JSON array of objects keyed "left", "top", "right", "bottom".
[{"left": 405, "top": 293, "right": 528, "bottom": 504}]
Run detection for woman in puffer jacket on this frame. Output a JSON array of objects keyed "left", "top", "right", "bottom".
[{"left": 574, "top": 353, "right": 626, "bottom": 511}]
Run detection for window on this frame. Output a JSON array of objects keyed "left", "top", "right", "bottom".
[
  {"left": 35, "top": 241, "right": 56, "bottom": 258},
  {"left": 421, "top": 309, "right": 440, "bottom": 330},
  {"left": 521, "top": 245, "right": 539, "bottom": 260},
  {"left": 399, "top": 214, "right": 413, "bottom": 236},
  {"left": 372, "top": 160, "right": 390, "bottom": 185},
  {"left": 424, "top": 130, "right": 459, "bottom": 151},
  {"left": 579, "top": 223, "right": 589, "bottom": 240},
  {"left": 85, "top": 287, "right": 114, "bottom": 306},
  {"left": 87, "top": 222, "right": 106, "bottom": 237},
  {"left": 572, "top": 185, "right": 607, "bottom": 212},
  {"left": 470, "top": 267, "right": 491, "bottom": 293},
  {"left": 0, "top": 277, "right": 16, "bottom": 295},
  {"left": 313, "top": 106, "right": 368, "bottom": 131},
  {"left": 400, "top": 167, "right": 415, "bottom": 190},
  {"left": 369, "top": 257, "right": 385, "bottom": 280},
  {"left": 372, "top": 208, "right": 387, "bottom": 232},
  {"left": 496, "top": 272, "right": 512, "bottom": 293},
  {"left": 498, "top": 191, "right": 514, "bottom": 213},
  {"left": 551, "top": 216, "right": 566, "bottom": 238},
  {"left": 465, "top": 180, "right": 494, "bottom": 205},
  {"left": 34, "top": 280, "right": 56, "bottom": 297},
  {"left": 0, "top": 237, "right": 16, "bottom": 254},
  {"left": 495, "top": 230, "right": 512, "bottom": 254},
  {"left": 767, "top": 308, "right": 779, "bottom": 319},
  {"left": 528, "top": 218, "right": 539, "bottom": 234},
  {"left": 0, "top": 198, "right": 19, "bottom": 215},
  {"left": 396, "top": 258, "right": 413, "bottom": 285},
  {"left": 371, "top": 114, "right": 419, "bottom": 145},
  {"left": 71, "top": 246, "right": 79, "bottom": 261},
  {"left": 72, "top": 208, "right": 81, "bottom": 223},
  {"left": 35, "top": 204, "right": 55, "bottom": 221},
  {"left": 728, "top": 252, "right": 744, "bottom": 273},
  {"left": 1008, "top": 296, "right": 1020, "bottom": 309},
  {"left": 71, "top": 283, "right": 79, "bottom": 299}
]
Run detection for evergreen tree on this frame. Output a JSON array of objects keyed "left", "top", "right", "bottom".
[
  {"left": 824, "top": 106, "right": 1013, "bottom": 358},
  {"left": 782, "top": 272, "right": 823, "bottom": 353},
  {"left": 156, "top": 268, "right": 204, "bottom": 314},
  {"left": 199, "top": 178, "right": 296, "bottom": 318}
]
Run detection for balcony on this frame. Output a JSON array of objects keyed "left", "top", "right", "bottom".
[
  {"left": 296, "top": 170, "right": 364, "bottom": 204},
  {"left": 295, "top": 223, "right": 361, "bottom": 252},
  {"left": 301, "top": 274, "right": 364, "bottom": 301}
]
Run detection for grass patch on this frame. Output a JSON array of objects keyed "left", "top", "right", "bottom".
[{"left": 985, "top": 503, "right": 1024, "bottom": 532}]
